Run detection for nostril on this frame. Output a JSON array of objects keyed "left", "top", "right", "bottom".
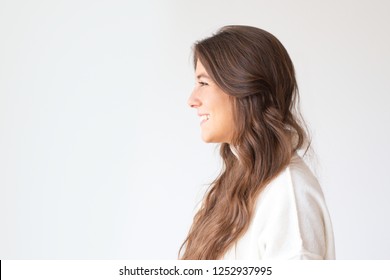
[
  {"left": 188, "top": 99, "right": 198, "bottom": 108},
  {"left": 188, "top": 91, "right": 201, "bottom": 108}
]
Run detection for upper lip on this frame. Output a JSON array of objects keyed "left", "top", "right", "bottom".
[{"left": 198, "top": 113, "right": 209, "bottom": 116}]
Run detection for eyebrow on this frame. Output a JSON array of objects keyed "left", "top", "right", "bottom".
[{"left": 196, "top": 73, "right": 211, "bottom": 80}]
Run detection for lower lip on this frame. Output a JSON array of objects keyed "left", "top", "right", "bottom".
[{"left": 200, "top": 119, "right": 209, "bottom": 125}]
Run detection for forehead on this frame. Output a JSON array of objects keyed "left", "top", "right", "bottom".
[{"left": 195, "top": 60, "right": 211, "bottom": 79}]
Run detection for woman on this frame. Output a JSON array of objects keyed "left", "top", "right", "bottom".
[{"left": 180, "top": 25, "right": 335, "bottom": 260}]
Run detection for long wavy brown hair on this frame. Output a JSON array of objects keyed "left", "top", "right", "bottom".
[{"left": 180, "top": 25, "right": 309, "bottom": 260}]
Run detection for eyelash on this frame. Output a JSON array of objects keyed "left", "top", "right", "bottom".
[{"left": 199, "top": 81, "right": 208, "bottom": 86}]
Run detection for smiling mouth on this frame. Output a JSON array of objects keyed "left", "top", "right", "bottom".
[{"left": 200, "top": 114, "right": 210, "bottom": 124}]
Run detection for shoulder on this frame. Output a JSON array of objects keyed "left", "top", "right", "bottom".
[
  {"left": 258, "top": 154, "right": 325, "bottom": 212},
  {"left": 249, "top": 154, "right": 334, "bottom": 259}
]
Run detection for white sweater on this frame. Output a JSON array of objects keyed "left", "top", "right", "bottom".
[{"left": 221, "top": 155, "right": 335, "bottom": 259}]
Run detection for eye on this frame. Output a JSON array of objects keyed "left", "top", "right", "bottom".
[{"left": 198, "top": 81, "right": 209, "bottom": 87}]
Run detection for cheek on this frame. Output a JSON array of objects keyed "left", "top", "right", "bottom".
[
  {"left": 216, "top": 102, "right": 235, "bottom": 132},
  {"left": 222, "top": 100, "right": 234, "bottom": 123}
]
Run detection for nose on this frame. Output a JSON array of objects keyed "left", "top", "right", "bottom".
[{"left": 187, "top": 88, "right": 201, "bottom": 108}]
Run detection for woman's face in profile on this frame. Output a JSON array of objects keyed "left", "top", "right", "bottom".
[{"left": 188, "top": 60, "right": 235, "bottom": 144}]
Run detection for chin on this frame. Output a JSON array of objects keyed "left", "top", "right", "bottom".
[
  {"left": 201, "top": 134, "right": 214, "bottom": 143},
  {"left": 201, "top": 135, "right": 222, "bottom": 144}
]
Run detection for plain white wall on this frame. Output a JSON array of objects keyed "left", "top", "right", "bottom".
[{"left": 0, "top": 0, "right": 389, "bottom": 259}]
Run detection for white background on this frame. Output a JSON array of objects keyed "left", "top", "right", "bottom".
[{"left": 0, "top": 0, "right": 389, "bottom": 259}]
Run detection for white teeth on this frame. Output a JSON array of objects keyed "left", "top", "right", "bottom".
[{"left": 200, "top": 115, "right": 210, "bottom": 121}]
